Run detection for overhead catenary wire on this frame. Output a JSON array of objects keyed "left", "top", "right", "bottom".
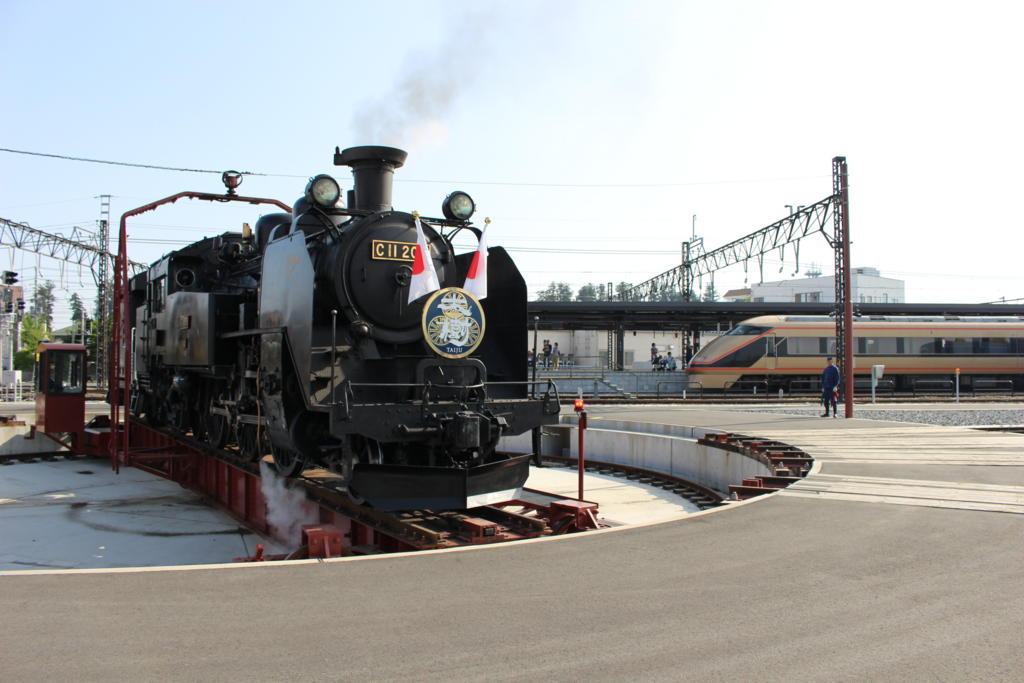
[
  {"left": 0, "top": 146, "right": 827, "bottom": 189},
  {"left": 0, "top": 147, "right": 302, "bottom": 178}
]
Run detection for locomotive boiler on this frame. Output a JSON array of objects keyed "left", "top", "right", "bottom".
[{"left": 129, "top": 145, "right": 559, "bottom": 510}]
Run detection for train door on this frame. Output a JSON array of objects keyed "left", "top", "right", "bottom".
[{"left": 764, "top": 334, "right": 779, "bottom": 372}]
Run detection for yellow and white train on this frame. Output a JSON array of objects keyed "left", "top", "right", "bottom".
[{"left": 687, "top": 315, "right": 1024, "bottom": 392}]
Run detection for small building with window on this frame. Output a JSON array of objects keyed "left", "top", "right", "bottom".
[{"left": 749, "top": 267, "right": 904, "bottom": 304}]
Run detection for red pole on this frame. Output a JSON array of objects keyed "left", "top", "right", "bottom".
[{"left": 577, "top": 411, "right": 587, "bottom": 500}]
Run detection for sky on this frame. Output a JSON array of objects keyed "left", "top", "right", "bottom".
[{"left": 2, "top": 0, "right": 1022, "bottom": 329}]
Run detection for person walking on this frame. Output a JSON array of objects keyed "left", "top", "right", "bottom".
[
  {"left": 542, "top": 340, "right": 552, "bottom": 368},
  {"left": 552, "top": 342, "right": 562, "bottom": 369},
  {"left": 821, "top": 356, "right": 841, "bottom": 417}
]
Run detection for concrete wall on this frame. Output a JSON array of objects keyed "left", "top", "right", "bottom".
[
  {"left": 0, "top": 425, "right": 68, "bottom": 456},
  {"left": 500, "top": 419, "right": 771, "bottom": 494}
]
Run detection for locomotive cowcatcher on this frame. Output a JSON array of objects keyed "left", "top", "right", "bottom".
[{"left": 127, "top": 145, "right": 559, "bottom": 510}]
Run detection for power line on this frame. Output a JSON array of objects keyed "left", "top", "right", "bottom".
[
  {"left": 397, "top": 175, "right": 830, "bottom": 189},
  {"left": 2, "top": 146, "right": 827, "bottom": 189},
  {"left": 0, "top": 147, "right": 303, "bottom": 178}
]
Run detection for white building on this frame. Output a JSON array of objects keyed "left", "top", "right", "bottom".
[{"left": 749, "top": 267, "right": 904, "bottom": 304}]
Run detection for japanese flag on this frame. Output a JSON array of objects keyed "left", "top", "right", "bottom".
[
  {"left": 463, "top": 220, "right": 489, "bottom": 300},
  {"left": 408, "top": 214, "right": 440, "bottom": 304}
]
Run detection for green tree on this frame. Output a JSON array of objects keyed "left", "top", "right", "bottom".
[
  {"left": 14, "top": 313, "right": 49, "bottom": 371},
  {"left": 575, "top": 283, "right": 598, "bottom": 302},
  {"left": 614, "top": 282, "right": 634, "bottom": 300},
  {"left": 702, "top": 281, "right": 719, "bottom": 302},
  {"left": 30, "top": 280, "right": 56, "bottom": 331},
  {"left": 70, "top": 292, "right": 85, "bottom": 323},
  {"left": 535, "top": 281, "right": 573, "bottom": 301}
]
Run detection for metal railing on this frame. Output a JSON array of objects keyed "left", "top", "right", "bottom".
[
  {"left": 972, "top": 379, "right": 1015, "bottom": 396},
  {"left": 788, "top": 377, "right": 894, "bottom": 396},
  {"left": 0, "top": 380, "right": 29, "bottom": 402},
  {"left": 655, "top": 380, "right": 703, "bottom": 399},
  {"left": 787, "top": 378, "right": 818, "bottom": 394},
  {"left": 911, "top": 379, "right": 954, "bottom": 396},
  {"left": 330, "top": 378, "right": 560, "bottom": 419},
  {"left": 724, "top": 379, "right": 770, "bottom": 397},
  {"left": 856, "top": 377, "right": 895, "bottom": 396}
]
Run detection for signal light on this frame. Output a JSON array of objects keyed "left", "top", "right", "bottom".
[
  {"left": 2, "top": 270, "right": 17, "bottom": 285},
  {"left": 222, "top": 170, "right": 243, "bottom": 194},
  {"left": 17, "top": 299, "right": 25, "bottom": 311},
  {"left": 574, "top": 398, "right": 585, "bottom": 412},
  {"left": 3, "top": 301, "right": 11, "bottom": 313}
]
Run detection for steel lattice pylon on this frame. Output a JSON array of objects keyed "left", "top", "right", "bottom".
[
  {"left": 96, "top": 196, "right": 111, "bottom": 389},
  {"left": 623, "top": 195, "right": 838, "bottom": 303},
  {"left": 829, "top": 156, "right": 853, "bottom": 417},
  {"left": 621, "top": 157, "right": 853, "bottom": 413},
  {"left": 0, "top": 217, "right": 146, "bottom": 274},
  {"left": 0, "top": 215, "right": 147, "bottom": 388}
]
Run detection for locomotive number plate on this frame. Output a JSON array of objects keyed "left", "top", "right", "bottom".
[{"left": 371, "top": 240, "right": 417, "bottom": 262}]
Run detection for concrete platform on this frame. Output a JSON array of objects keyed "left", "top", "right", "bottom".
[
  {"left": 0, "top": 457, "right": 698, "bottom": 572},
  {"left": 1, "top": 405, "right": 1022, "bottom": 680},
  {"left": 0, "top": 459, "right": 287, "bottom": 571},
  {"left": 525, "top": 464, "right": 701, "bottom": 524}
]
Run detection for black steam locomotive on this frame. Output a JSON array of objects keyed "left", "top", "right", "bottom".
[{"left": 128, "top": 146, "right": 559, "bottom": 510}]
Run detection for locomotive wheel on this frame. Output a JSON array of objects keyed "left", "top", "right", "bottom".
[
  {"left": 238, "top": 425, "right": 261, "bottom": 462},
  {"left": 271, "top": 442, "right": 305, "bottom": 477},
  {"left": 138, "top": 393, "right": 163, "bottom": 427},
  {"left": 164, "top": 395, "right": 191, "bottom": 434},
  {"left": 203, "top": 395, "right": 229, "bottom": 449}
]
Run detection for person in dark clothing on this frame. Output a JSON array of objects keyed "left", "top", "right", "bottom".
[{"left": 821, "top": 356, "right": 841, "bottom": 417}]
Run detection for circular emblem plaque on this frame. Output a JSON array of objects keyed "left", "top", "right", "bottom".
[{"left": 421, "top": 287, "right": 486, "bottom": 358}]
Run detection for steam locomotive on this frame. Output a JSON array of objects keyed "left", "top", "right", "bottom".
[{"left": 128, "top": 146, "right": 559, "bottom": 510}]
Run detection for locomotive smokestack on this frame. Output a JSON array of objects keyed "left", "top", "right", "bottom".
[{"left": 334, "top": 145, "right": 408, "bottom": 212}]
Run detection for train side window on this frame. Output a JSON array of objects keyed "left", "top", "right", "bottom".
[
  {"left": 975, "top": 337, "right": 1012, "bottom": 354},
  {"left": 947, "top": 338, "right": 973, "bottom": 354},
  {"left": 773, "top": 337, "right": 788, "bottom": 356},
  {"left": 151, "top": 276, "right": 166, "bottom": 313},
  {"left": 786, "top": 337, "right": 820, "bottom": 355},
  {"left": 907, "top": 338, "right": 939, "bottom": 354},
  {"left": 862, "top": 337, "right": 899, "bottom": 355}
]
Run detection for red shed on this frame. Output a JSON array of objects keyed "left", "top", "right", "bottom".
[{"left": 34, "top": 342, "right": 87, "bottom": 436}]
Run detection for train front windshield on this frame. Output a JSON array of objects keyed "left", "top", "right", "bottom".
[
  {"left": 724, "top": 324, "right": 771, "bottom": 336},
  {"left": 689, "top": 324, "right": 771, "bottom": 366}
]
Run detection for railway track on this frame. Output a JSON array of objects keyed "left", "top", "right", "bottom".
[{"left": 537, "top": 455, "right": 726, "bottom": 510}]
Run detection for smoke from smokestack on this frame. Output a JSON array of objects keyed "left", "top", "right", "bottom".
[{"left": 352, "top": 10, "right": 494, "bottom": 151}]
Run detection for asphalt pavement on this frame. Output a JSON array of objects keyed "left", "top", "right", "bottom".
[{"left": 1, "top": 405, "right": 1022, "bottom": 681}]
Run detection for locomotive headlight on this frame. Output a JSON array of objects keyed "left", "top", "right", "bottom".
[
  {"left": 306, "top": 174, "right": 341, "bottom": 208},
  {"left": 442, "top": 191, "right": 475, "bottom": 221}
]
